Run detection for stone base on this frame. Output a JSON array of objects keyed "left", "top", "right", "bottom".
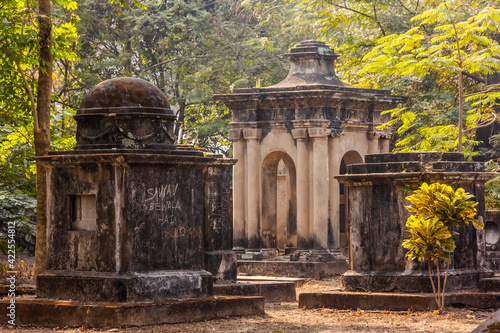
[
  {"left": 204, "top": 250, "right": 237, "bottom": 283},
  {"left": 238, "top": 260, "right": 348, "bottom": 279},
  {"left": 299, "top": 290, "right": 500, "bottom": 311},
  {"left": 0, "top": 295, "right": 264, "bottom": 328},
  {"left": 214, "top": 281, "right": 296, "bottom": 302},
  {"left": 343, "top": 268, "right": 480, "bottom": 293},
  {"left": 37, "top": 270, "right": 213, "bottom": 302}
]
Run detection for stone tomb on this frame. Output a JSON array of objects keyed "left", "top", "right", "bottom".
[
  {"left": 214, "top": 40, "right": 403, "bottom": 276},
  {"left": 0, "top": 78, "right": 263, "bottom": 327},
  {"left": 336, "top": 152, "right": 493, "bottom": 292}
]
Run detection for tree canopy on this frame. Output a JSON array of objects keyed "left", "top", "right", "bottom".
[{"left": 2, "top": 0, "right": 500, "bottom": 228}]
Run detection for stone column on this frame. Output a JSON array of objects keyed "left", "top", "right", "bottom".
[
  {"left": 367, "top": 132, "right": 380, "bottom": 154},
  {"left": 328, "top": 133, "right": 343, "bottom": 252},
  {"left": 228, "top": 128, "right": 245, "bottom": 252},
  {"left": 308, "top": 127, "right": 331, "bottom": 251},
  {"left": 243, "top": 128, "right": 262, "bottom": 251},
  {"left": 379, "top": 134, "right": 391, "bottom": 153},
  {"left": 292, "top": 128, "right": 310, "bottom": 250}
]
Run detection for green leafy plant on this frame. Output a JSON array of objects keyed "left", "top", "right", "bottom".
[
  {"left": 403, "top": 182, "right": 482, "bottom": 312},
  {"left": 0, "top": 188, "right": 37, "bottom": 255}
]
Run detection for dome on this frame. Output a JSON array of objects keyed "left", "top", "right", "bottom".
[
  {"left": 79, "top": 77, "right": 173, "bottom": 114},
  {"left": 74, "top": 77, "right": 177, "bottom": 150}
]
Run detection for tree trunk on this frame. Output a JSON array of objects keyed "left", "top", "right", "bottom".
[{"left": 34, "top": 0, "right": 53, "bottom": 282}]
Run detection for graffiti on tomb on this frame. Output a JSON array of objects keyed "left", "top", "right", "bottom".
[{"left": 145, "top": 183, "right": 181, "bottom": 225}]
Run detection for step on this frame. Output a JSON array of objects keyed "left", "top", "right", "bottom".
[{"left": 214, "top": 281, "right": 296, "bottom": 302}]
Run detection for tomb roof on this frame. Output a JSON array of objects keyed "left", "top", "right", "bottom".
[{"left": 78, "top": 77, "right": 174, "bottom": 114}]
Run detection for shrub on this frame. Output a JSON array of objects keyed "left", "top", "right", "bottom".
[{"left": 403, "top": 182, "right": 482, "bottom": 312}]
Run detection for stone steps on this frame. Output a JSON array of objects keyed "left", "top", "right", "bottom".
[{"left": 479, "top": 277, "right": 500, "bottom": 292}]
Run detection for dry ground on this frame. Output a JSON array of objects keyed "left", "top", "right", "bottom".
[
  {"left": 0, "top": 259, "right": 493, "bottom": 332},
  {"left": 0, "top": 301, "right": 491, "bottom": 333}
]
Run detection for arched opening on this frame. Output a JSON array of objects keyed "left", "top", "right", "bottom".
[
  {"left": 339, "top": 150, "right": 363, "bottom": 257},
  {"left": 261, "top": 152, "right": 297, "bottom": 255}
]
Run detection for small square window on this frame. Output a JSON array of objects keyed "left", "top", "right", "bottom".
[{"left": 70, "top": 195, "right": 97, "bottom": 231}]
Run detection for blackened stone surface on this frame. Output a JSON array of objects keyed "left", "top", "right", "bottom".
[
  {"left": 80, "top": 77, "right": 174, "bottom": 110},
  {"left": 37, "top": 150, "right": 236, "bottom": 301},
  {"left": 37, "top": 271, "right": 213, "bottom": 302},
  {"left": 336, "top": 152, "right": 494, "bottom": 293},
  {"left": 214, "top": 281, "right": 296, "bottom": 302},
  {"left": 478, "top": 209, "right": 500, "bottom": 271},
  {"left": 342, "top": 269, "right": 480, "bottom": 293},
  {"left": 203, "top": 164, "right": 237, "bottom": 283},
  {"left": 300, "top": 290, "right": 500, "bottom": 311},
  {"left": 75, "top": 77, "right": 177, "bottom": 150},
  {"left": 125, "top": 164, "right": 205, "bottom": 271},
  {"left": 365, "top": 152, "right": 464, "bottom": 163},
  {"left": 0, "top": 296, "right": 265, "bottom": 328}
]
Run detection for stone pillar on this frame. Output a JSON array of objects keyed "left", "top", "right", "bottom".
[
  {"left": 292, "top": 128, "right": 310, "bottom": 250},
  {"left": 379, "top": 134, "right": 391, "bottom": 153},
  {"left": 328, "top": 133, "right": 344, "bottom": 253},
  {"left": 308, "top": 127, "right": 331, "bottom": 251},
  {"left": 243, "top": 128, "right": 262, "bottom": 251},
  {"left": 229, "top": 129, "right": 246, "bottom": 252},
  {"left": 367, "top": 132, "right": 380, "bottom": 154}
]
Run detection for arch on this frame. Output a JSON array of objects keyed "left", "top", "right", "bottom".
[
  {"left": 339, "top": 150, "right": 363, "bottom": 257},
  {"left": 261, "top": 151, "right": 297, "bottom": 254}
]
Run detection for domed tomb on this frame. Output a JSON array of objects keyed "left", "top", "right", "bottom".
[{"left": 75, "top": 77, "right": 177, "bottom": 150}]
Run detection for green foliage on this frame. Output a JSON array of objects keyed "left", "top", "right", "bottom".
[
  {"left": 403, "top": 182, "right": 481, "bottom": 311},
  {"left": 0, "top": 0, "right": 79, "bottom": 244},
  {"left": 403, "top": 216, "right": 455, "bottom": 262},
  {"left": 406, "top": 182, "right": 482, "bottom": 229},
  {"left": 360, "top": 1, "right": 500, "bottom": 154},
  {"left": 485, "top": 160, "right": 500, "bottom": 208},
  {"left": 0, "top": 188, "right": 37, "bottom": 254}
]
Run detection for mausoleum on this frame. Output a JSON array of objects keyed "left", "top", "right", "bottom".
[
  {"left": 215, "top": 40, "right": 404, "bottom": 263},
  {"left": 0, "top": 77, "right": 263, "bottom": 328}
]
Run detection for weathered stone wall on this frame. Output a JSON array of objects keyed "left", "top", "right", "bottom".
[{"left": 337, "top": 152, "right": 493, "bottom": 293}]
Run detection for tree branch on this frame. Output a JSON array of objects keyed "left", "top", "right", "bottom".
[
  {"left": 395, "top": 0, "right": 412, "bottom": 14},
  {"left": 464, "top": 84, "right": 500, "bottom": 97},
  {"left": 463, "top": 112, "right": 498, "bottom": 133},
  {"left": 462, "top": 71, "right": 486, "bottom": 84},
  {"left": 328, "top": 1, "right": 386, "bottom": 35}
]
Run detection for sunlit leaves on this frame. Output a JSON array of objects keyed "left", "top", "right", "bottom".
[
  {"left": 406, "top": 182, "right": 481, "bottom": 229},
  {"left": 403, "top": 181, "right": 480, "bottom": 310},
  {"left": 403, "top": 216, "right": 455, "bottom": 262},
  {"left": 0, "top": 0, "right": 79, "bottom": 195},
  {"left": 361, "top": 2, "right": 500, "bottom": 154}
]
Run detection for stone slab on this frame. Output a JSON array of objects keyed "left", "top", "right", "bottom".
[
  {"left": 0, "top": 295, "right": 264, "bottom": 328},
  {"left": 299, "top": 291, "right": 500, "bottom": 311},
  {"left": 214, "top": 282, "right": 296, "bottom": 302},
  {"left": 0, "top": 284, "right": 35, "bottom": 296},
  {"left": 237, "top": 275, "right": 308, "bottom": 287},
  {"left": 37, "top": 270, "right": 213, "bottom": 302},
  {"left": 343, "top": 269, "right": 480, "bottom": 293},
  {"left": 238, "top": 260, "right": 348, "bottom": 279}
]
